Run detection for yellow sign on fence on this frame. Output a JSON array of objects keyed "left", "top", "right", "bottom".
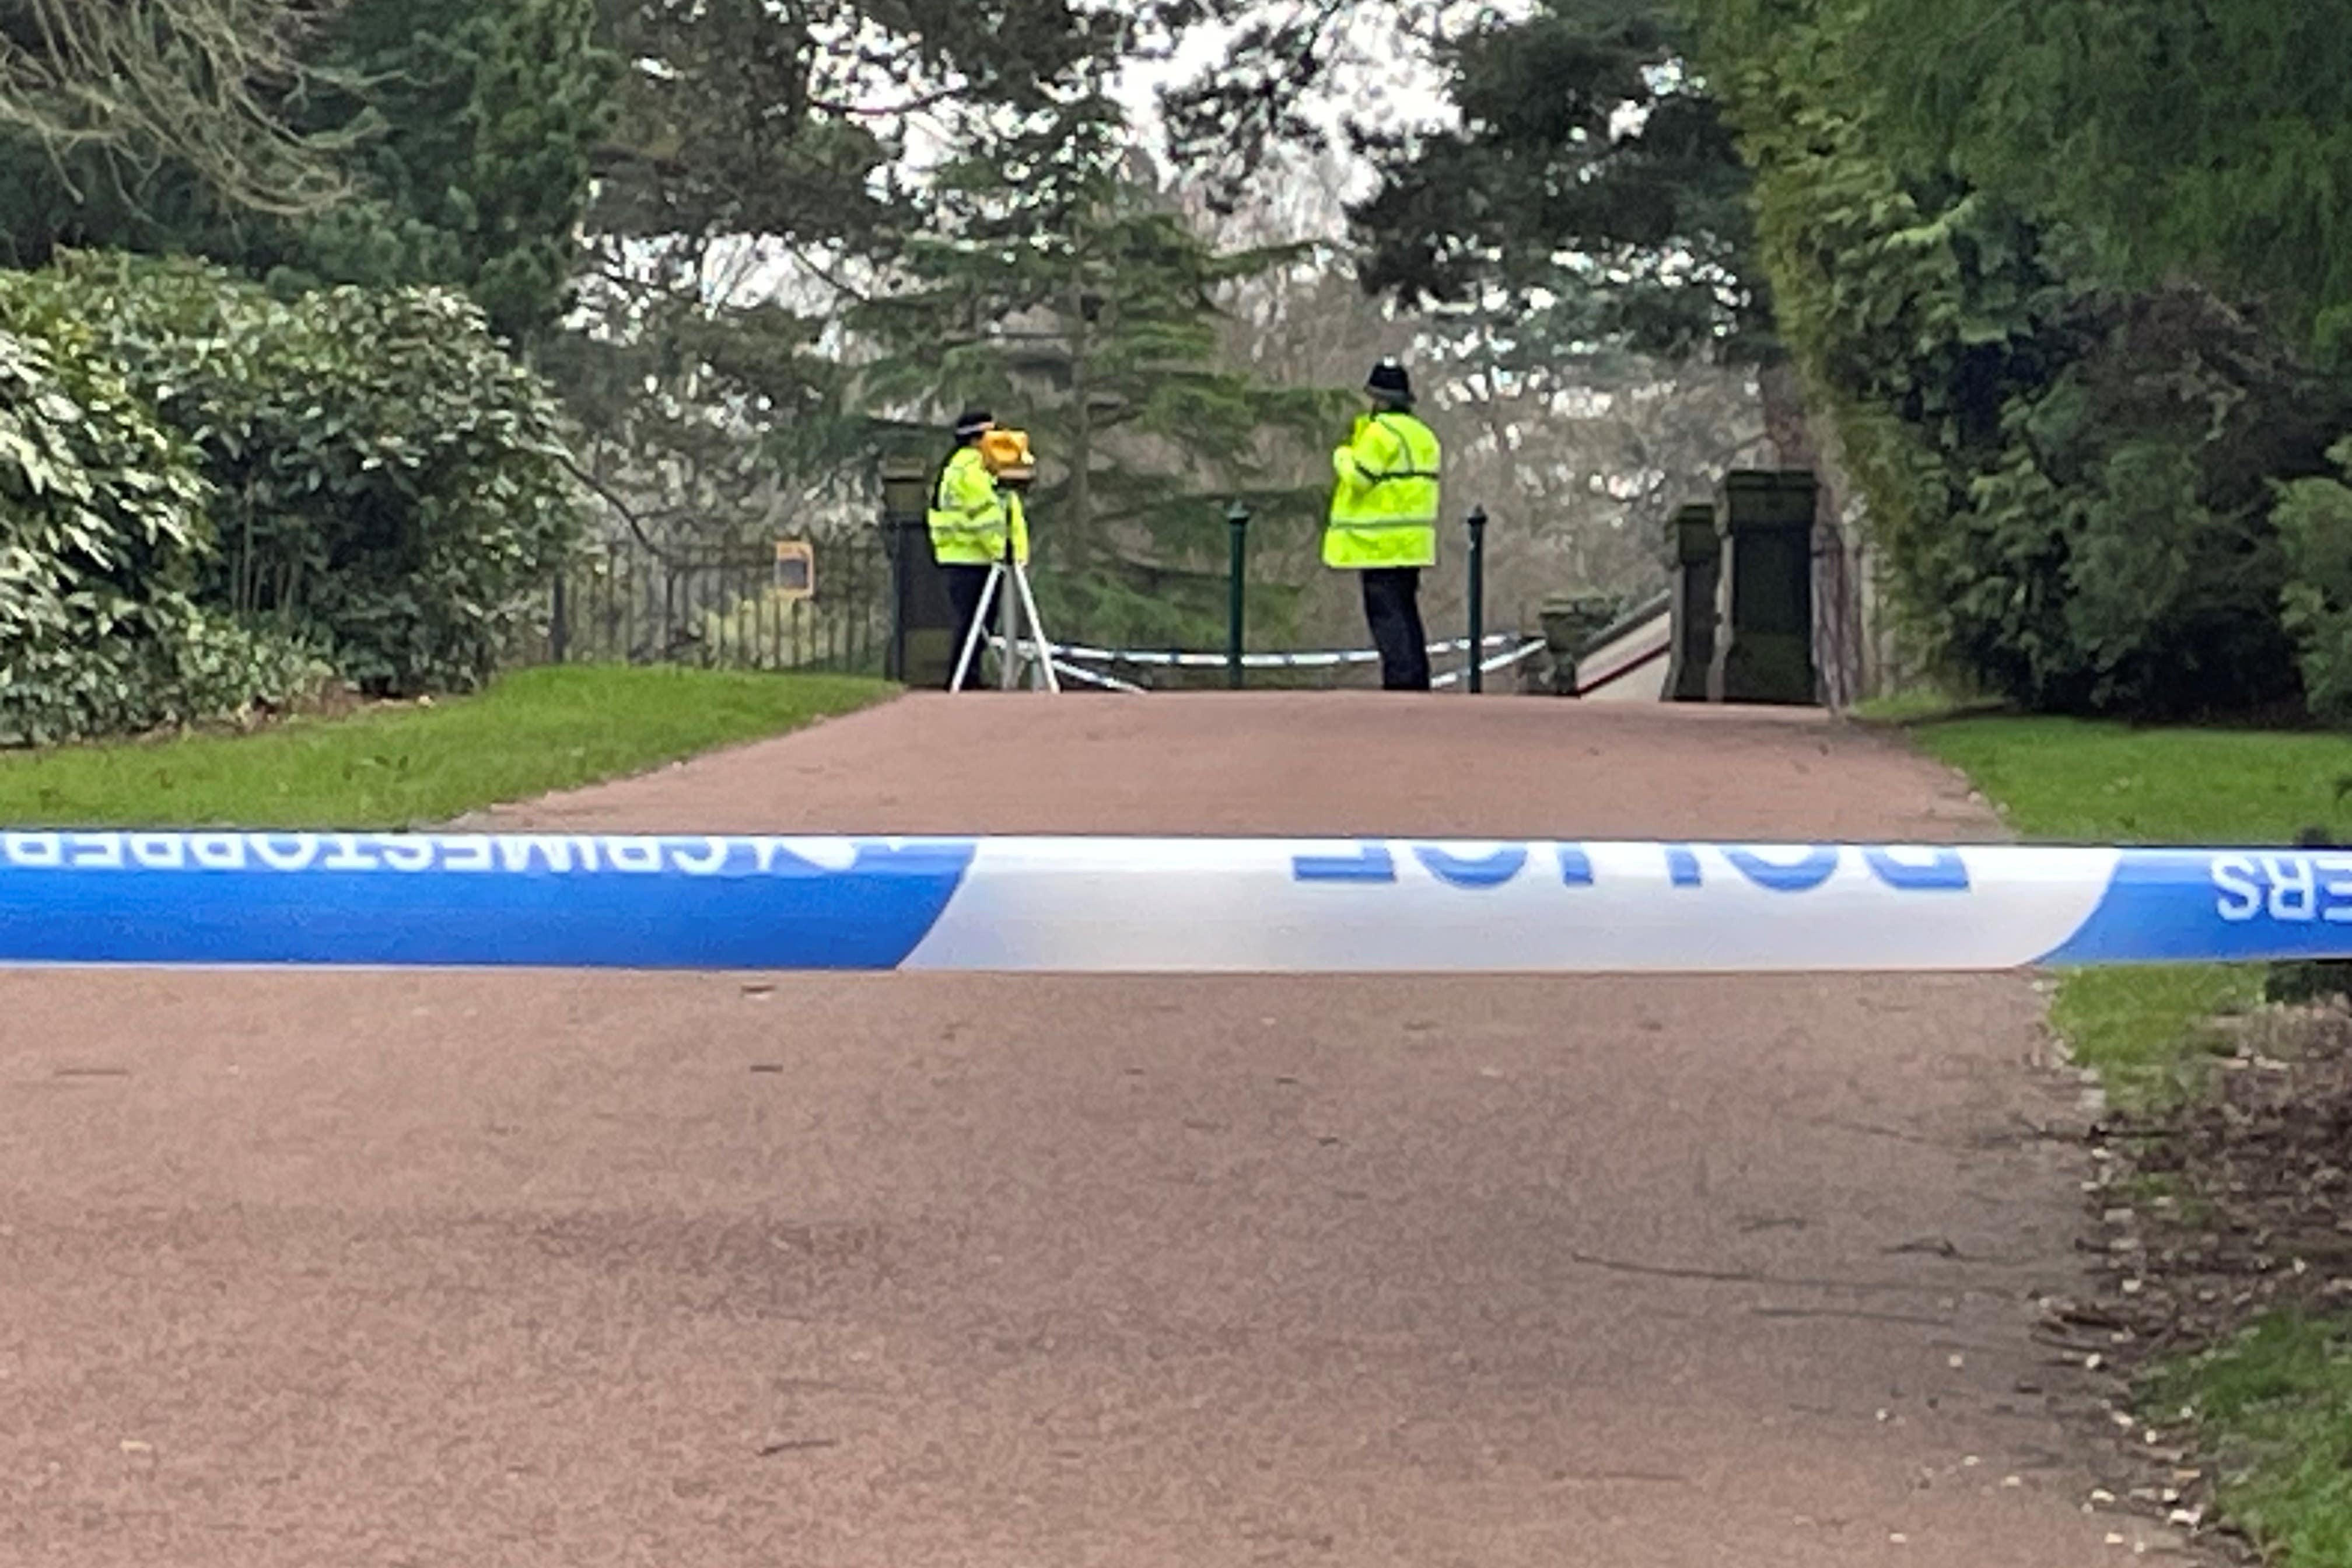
[{"left": 772, "top": 539, "right": 814, "bottom": 600}]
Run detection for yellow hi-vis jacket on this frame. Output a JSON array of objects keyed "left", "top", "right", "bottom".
[
  {"left": 1324, "top": 411, "right": 1440, "bottom": 569},
  {"left": 927, "top": 446, "right": 1030, "bottom": 566}
]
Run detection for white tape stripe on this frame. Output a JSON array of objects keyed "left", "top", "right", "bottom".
[
  {"left": 1049, "top": 659, "right": 1147, "bottom": 694},
  {"left": 1050, "top": 633, "right": 1521, "bottom": 670},
  {"left": 977, "top": 638, "right": 1147, "bottom": 693},
  {"left": 1432, "top": 638, "right": 1548, "bottom": 690},
  {"left": 907, "top": 841, "right": 2116, "bottom": 972}
]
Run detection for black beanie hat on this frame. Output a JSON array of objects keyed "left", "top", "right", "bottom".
[{"left": 1366, "top": 360, "right": 1412, "bottom": 400}]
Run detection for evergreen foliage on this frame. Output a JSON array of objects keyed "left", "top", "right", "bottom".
[
  {"left": 2278, "top": 442, "right": 2352, "bottom": 724},
  {"left": 1849, "top": 0, "right": 2352, "bottom": 361},
  {"left": 0, "top": 296, "right": 325, "bottom": 746},
  {"left": 559, "top": 0, "right": 1167, "bottom": 548},
  {"left": 1690, "top": 0, "right": 2352, "bottom": 717},
  {"left": 1347, "top": 0, "right": 1769, "bottom": 363},
  {"left": 853, "top": 164, "right": 1347, "bottom": 646},
  {"left": 270, "top": 0, "right": 617, "bottom": 342}
]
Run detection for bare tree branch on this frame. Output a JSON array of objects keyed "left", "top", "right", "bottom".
[
  {"left": 555, "top": 449, "right": 681, "bottom": 564},
  {"left": 0, "top": 0, "right": 351, "bottom": 215}
]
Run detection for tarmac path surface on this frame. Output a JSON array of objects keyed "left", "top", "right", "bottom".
[{"left": 1, "top": 695, "right": 2174, "bottom": 1565}]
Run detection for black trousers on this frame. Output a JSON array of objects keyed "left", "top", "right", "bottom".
[
  {"left": 942, "top": 562, "right": 993, "bottom": 688},
  {"left": 1360, "top": 567, "right": 1431, "bottom": 691}
]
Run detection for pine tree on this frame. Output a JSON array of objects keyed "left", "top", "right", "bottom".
[
  {"left": 1160, "top": 0, "right": 1810, "bottom": 528},
  {"left": 852, "top": 155, "right": 1349, "bottom": 648},
  {"left": 278, "top": 0, "right": 618, "bottom": 344},
  {"left": 1345, "top": 0, "right": 1769, "bottom": 364},
  {"left": 1840, "top": 0, "right": 2352, "bottom": 360},
  {"left": 1690, "top": 0, "right": 2352, "bottom": 718},
  {"left": 556, "top": 0, "right": 1201, "bottom": 551}
]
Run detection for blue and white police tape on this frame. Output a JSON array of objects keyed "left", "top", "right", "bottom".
[
  {"left": 1432, "top": 638, "right": 1548, "bottom": 690},
  {"left": 1048, "top": 632, "right": 1521, "bottom": 671},
  {"left": 978, "top": 639, "right": 1149, "bottom": 693},
  {"left": 2, "top": 831, "right": 2351, "bottom": 972}
]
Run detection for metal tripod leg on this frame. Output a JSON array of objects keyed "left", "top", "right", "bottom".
[
  {"left": 949, "top": 555, "right": 1061, "bottom": 696},
  {"left": 1009, "top": 562, "right": 1060, "bottom": 694},
  {"left": 949, "top": 564, "right": 1005, "bottom": 694}
]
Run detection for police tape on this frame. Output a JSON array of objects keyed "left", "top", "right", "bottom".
[
  {"left": 1048, "top": 632, "right": 1522, "bottom": 670},
  {"left": 978, "top": 637, "right": 1150, "bottom": 693},
  {"left": 1430, "top": 638, "right": 1549, "bottom": 690},
  {"left": 0, "top": 832, "right": 2348, "bottom": 972},
  {"left": 1044, "top": 657, "right": 1148, "bottom": 694},
  {"left": 999, "top": 634, "right": 1542, "bottom": 691}
]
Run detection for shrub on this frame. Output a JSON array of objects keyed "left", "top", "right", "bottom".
[
  {"left": 0, "top": 319, "right": 326, "bottom": 747},
  {"left": 0, "top": 253, "right": 582, "bottom": 696},
  {"left": 1703, "top": 8, "right": 2352, "bottom": 721},
  {"left": 2278, "top": 438, "right": 2352, "bottom": 725}
]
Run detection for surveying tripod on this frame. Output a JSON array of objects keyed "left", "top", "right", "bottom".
[{"left": 948, "top": 531, "right": 1060, "bottom": 693}]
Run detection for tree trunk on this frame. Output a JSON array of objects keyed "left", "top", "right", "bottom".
[
  {"left": 1757, "top": 355, "right": 1868, "bottom": 709},
  {"left": 1068, "top": 288, "right": 1093, "bottom": 552},
  {"left": 1758, "top": 358, "right": 1817, "bottom": 469}
]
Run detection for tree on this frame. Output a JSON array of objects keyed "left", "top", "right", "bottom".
[
  {"left": 852, "top": 162, "right": 1347, "bottom": 647},
  {"left": 0, "top": 0, "right": 614, "bottom": 346},
  {"left": 267, "top": 0, "right": 616, "bottom": 342},
  {"left": 1345, "top": 0, "right": 1768, "bottom": 365},
  {"left": 1847, "top": 0, "right": 2352, "bottom": 361},
  {"left": 537, "top": 231, "right": 875, "bottom": 556},
  {"left": 556, "top": 0, "right": 1194, "bottom": 552},
  {"left": 0, "top": 0, "right": 345, "bottom": 219},
  {"left": 1164, "top": 132, "right": 1767, "bottom": 653},
  {"left": 1689, "top": 0, "right": 2352, "bottom": 718}
]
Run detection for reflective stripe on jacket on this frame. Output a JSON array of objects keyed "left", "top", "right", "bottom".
[{"left": 1324, "top": 412, "right": 1439, "bottom": 569}]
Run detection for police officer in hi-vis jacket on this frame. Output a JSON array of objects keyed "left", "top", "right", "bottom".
[
  {"left": 926, "top": 407, "right": 1030, "bottom": 689},
  {"left": 1325, "top": 360, "right": 1440, "bottom": 691}
]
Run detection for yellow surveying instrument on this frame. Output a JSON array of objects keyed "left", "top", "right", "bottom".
[
  {"left": 978, "top": 427, "right": 1036, "bottom": 485},
  {"left": 949, "top": 426, "right": 1058, "bottom": 694}
]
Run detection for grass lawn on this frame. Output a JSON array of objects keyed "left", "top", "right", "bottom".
[
  {"left": 0, "top": 664, "right": 893, "bottom": 829},
  {"left": 2146, "top": 1315, "right": 2352, "bottom": 1566},
  {"left": 1899, "top": 715, "right": 2352, "bottom": 1110},
  {"left": 1895, "top": 712, "right": 2352, "bottom": 1565}
]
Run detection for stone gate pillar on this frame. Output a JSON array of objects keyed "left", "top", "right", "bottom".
[
  {"left": 881, "top": 455, "right": 953, "bottom": 687},
  {"left": 1664, "top": 503, "right": 1719, "bottom": 703},
  {"left": 1706, "top": 470, "right": 1819, "bottom": 705}
]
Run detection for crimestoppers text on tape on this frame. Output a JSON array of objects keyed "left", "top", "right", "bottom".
[{"left": 1, "top": 832, "right": 2349, "bottom": 972}]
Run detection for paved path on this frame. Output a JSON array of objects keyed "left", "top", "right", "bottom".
[{"left": 3, "top": 696, "right": 2168, "bottom": 1564}]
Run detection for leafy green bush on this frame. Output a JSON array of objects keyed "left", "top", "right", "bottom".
[
  {"left": 1926, "top": 288, "right": 2336, "bottom": 717},
  {"left": 0, "top": 318, "right": 327, "bottom": 747},
  {"left": 0, "top": 253, "right": 582, "bottom": 696},
  {"left": 2278, "top": 439, "right": 2352, "bottom": 724},
  {"left": 1699, "top": 4, "right": 2351, "bottom": 719}
]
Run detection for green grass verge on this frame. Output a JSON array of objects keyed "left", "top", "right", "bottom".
[
  {"left": 1851, "top": 690, "right": 2005, "bottom": 726},
  {"left": 2145, "top": 1315, "right": 2352, "bottom": 1566},
  {"left": 1903, "top": 712, "right": 2352, "bottom": 1564},
  {"left": 1902, "top": 715, "right": 2352, "bottom": 1111},
  {"left": 0, "top": 664, "right": 893, "bottom": 828},
  {"left": 2048, "top": 965, "right": 2251, "bottom": 1111},
  {"left": 1902, "top": 717, "right": 2352, "bottom": 844}
]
